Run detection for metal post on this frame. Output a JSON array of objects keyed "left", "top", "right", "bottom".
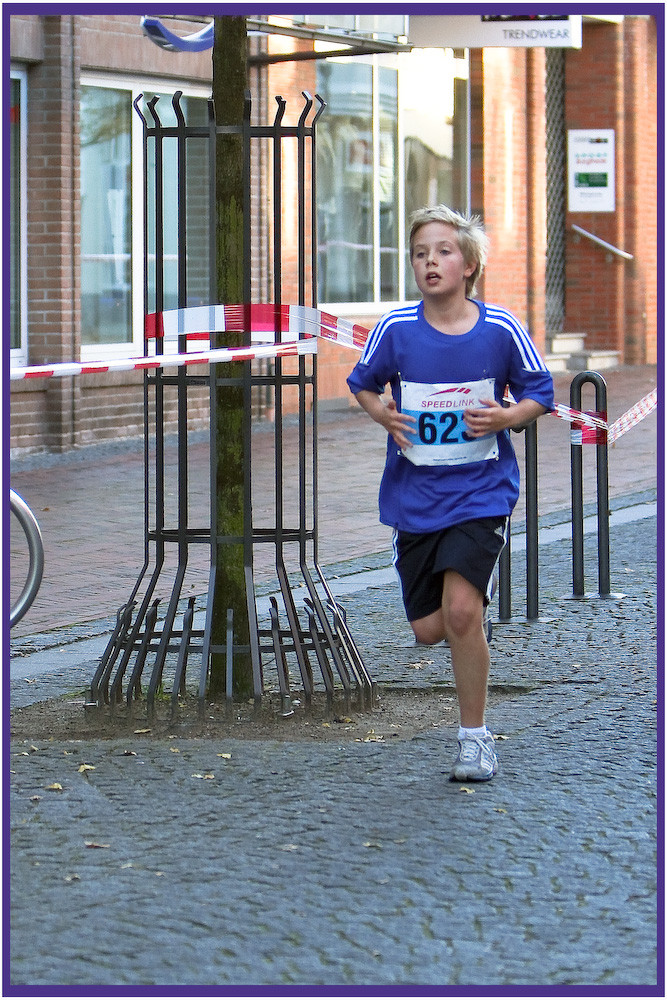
[
  {"left": 524, "top": 420, "right": 539, "bottom": 619},
  {"left": 498, "top": 535, "right": 512, "bottom": 622},
  {"left": 568, "top": 371, "right": 617, "bottom": 600}
]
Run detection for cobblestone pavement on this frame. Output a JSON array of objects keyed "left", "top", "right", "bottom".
[
  {"left": 9, "top": 512, "right": 659, "bottom": 990},
  {"left": 8, "top": 363, "right": 660, "bottom": 990}
]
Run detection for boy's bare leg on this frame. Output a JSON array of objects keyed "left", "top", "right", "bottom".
[
  {"left": 410, "top": 570, "right": 489, "bottom": 728},
  {"left": 442, "top": 571, "right": 489, "bottom": 727}
]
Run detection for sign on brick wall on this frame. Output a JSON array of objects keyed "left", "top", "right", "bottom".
[
  {"left": 567, "top": 130, "right": 616, "bottom": 212},
  {"left": 408, "top": 15, "right": 582, "bottom": 49}
]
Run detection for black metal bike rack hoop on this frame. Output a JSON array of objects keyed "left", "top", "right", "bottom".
[
  {"left": 568, "top": 371, "right": 624, "bottom": 601},
  {"left": 89, "top": 90, "right": 373, "bottom": 717}
]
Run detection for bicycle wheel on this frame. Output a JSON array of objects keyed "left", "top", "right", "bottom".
[{"left": 10, "top": 489, "right": 44, "bottom": 627}]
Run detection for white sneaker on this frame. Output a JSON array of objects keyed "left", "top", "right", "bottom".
[{"left": 450, "top": 731, "right": 498, "bottom": 782}]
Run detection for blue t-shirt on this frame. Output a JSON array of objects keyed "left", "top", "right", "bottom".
[{"left": 347, "top": 300, "right": 555, "bottom": 533}]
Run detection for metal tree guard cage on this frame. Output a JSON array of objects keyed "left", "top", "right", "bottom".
[{"left": 88, "top": 90, "right": 372, "bottom": 717}]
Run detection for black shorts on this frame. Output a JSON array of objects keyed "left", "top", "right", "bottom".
[{"left": 394, "top": 517, "right": 508, "bottom": 622}]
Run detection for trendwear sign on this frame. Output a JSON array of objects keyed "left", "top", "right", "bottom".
[
  {"left": 568, "top": 130, "right": 616, "bottom": 212},
  {"left": 408, "top": 15, "right": 582, "bottom": 49}
]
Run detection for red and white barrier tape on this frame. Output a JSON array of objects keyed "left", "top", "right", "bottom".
[
  {"left": 144, "top": 302, "right": 367, "bottom": 351},
  {"left": 607, "top": 388, "right": 657, "bottom": 443},
  {"left": 9, "top": 338, "right": 316, "bottom": 381},
  {"left": 10, "top": 302, "right": 657, "bottom": 444}
]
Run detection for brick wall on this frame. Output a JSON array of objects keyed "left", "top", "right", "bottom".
[
  {"left": 525, "top": 48, "right": 548, "bottom": 349},
  {"left": 565, "top": 17, "right": 658, "bottom": 363},
  {"left": 468, "top": 47, "right": 549, "bottom": 355},
  {"left": 24, "top": 15, "right": 82, "bottom": 451},
  {"left": 479, "top": 48, "right": 532, "bottom": 334},
  {"left": 565, "top": 21, "right": 626, "bottom": 357},
  {"left": 622, "top": 15, "right": 658, "bottom": 365}
]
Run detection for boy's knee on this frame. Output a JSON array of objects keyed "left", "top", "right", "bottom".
[{"left": 443, "top": 600, "right": 481, "bottom": 640}]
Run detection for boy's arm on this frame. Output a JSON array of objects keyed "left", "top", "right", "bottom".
[{"left": 355, "top": 389, "right": 417, "bottom": 452}]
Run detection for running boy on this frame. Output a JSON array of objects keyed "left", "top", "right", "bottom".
[{"left": 347, "top": 205, "right": 554, "bottom": 781}]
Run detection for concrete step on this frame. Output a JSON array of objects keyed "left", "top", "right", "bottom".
[
  {"left": 567, "top": 349, "right": 620, "bottom": 372},
  {"left": 547, "top": 332, "right": 586, "bottom": 355},
  {"left": 544, "top": 353, "right": 571, "bottom": 374}
]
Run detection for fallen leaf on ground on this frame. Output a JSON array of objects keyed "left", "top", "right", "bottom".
[
  {"left": 358, "top": 729, "right": 384, "bottom": 743},
  {"left": 45, "top": 783, "right": 63, "bottom": 791},
  {"left": 78, "top": 764, "right": 95, "bottom": 773},
  {"left": 84, "top": 841, "right": 110, "bottom": 849},
  {"left": 459, "top": 786, "right": 475, "bottom": 794}
]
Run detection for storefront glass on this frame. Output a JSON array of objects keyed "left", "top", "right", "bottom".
[{"left": 80, "top": 85, "right": 132, "bottom": 345}]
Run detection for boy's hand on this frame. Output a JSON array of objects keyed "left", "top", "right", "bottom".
[
  {"left": 463, "top": 397, "right": 547, "bottom": 436},
  {"left": 355, "top": 390, "right": 417, "bottom": 450},
  {"left": 462, "top": 398, "right": 509, "bottom": 437},
  {"left": 382, "top": 398, "right": 417, "bottom": 450}
]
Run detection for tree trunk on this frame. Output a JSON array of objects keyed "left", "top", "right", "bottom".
[{"left": 209, "top": 15, "right": 253, "bottom": 700}]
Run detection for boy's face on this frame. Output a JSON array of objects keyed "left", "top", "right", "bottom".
[{"left": 410, "top": 222, "right": 475, "bottom": 300}]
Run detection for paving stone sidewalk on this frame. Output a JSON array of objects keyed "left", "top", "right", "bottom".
[{"left": 8, "top": 512, "right": 660, "bottom": 990}]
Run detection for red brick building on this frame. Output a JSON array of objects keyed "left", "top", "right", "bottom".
[{"left": 8, "top": 13, "right": 660, "bottom": 455}]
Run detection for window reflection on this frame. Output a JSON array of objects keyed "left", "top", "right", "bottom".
[
  {"left": 80, "top": 86, "right": 132, "bottom": 345},
  {"left": 401, "top": 49, "right": 469, "bottom": 300},
  {"left": 143, "top": 93, "right": 210, "bottom": 315},
  {"left": 316, "top": 62, "right": 374, "bottom": 303},
  {"left": 316, "top": 50, "right": 468, "bottom": 306}
]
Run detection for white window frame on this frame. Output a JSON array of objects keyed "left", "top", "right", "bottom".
[
  {"left": 10, "top": 66, "right": 28, "bottom": 365},
  {"left": 80, "top": 73, "right": 211, "bottom": 361}
]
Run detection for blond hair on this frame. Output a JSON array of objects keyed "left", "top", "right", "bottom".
[{"left": 409, "top": 205, "right": 489, "bottom": 297}]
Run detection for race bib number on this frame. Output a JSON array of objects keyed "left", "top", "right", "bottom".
[{"left": 399, "top": 378, "right": 499, "bottom": 467}]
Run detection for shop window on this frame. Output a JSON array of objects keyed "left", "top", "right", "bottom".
[
  {"left": 80, "top": 85, "right": 132, "bottom": 347},
  {"left": 142, "top": 92, "right": 210, "bottom": 317},
  {"left": 10, "top": 69, "right": 27, "bottom": 362},
  {"left": 80, "top": 79, "right": 210, "bottom": 357},
  {"left": 316, "top": 49, "right": 469, "bottom": 308},
  {"left": 401, "top": 49, "right": 470, "bottom": 301},
  {"left": 316, "top": 61, "right": 375, "bottom": 304}
]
